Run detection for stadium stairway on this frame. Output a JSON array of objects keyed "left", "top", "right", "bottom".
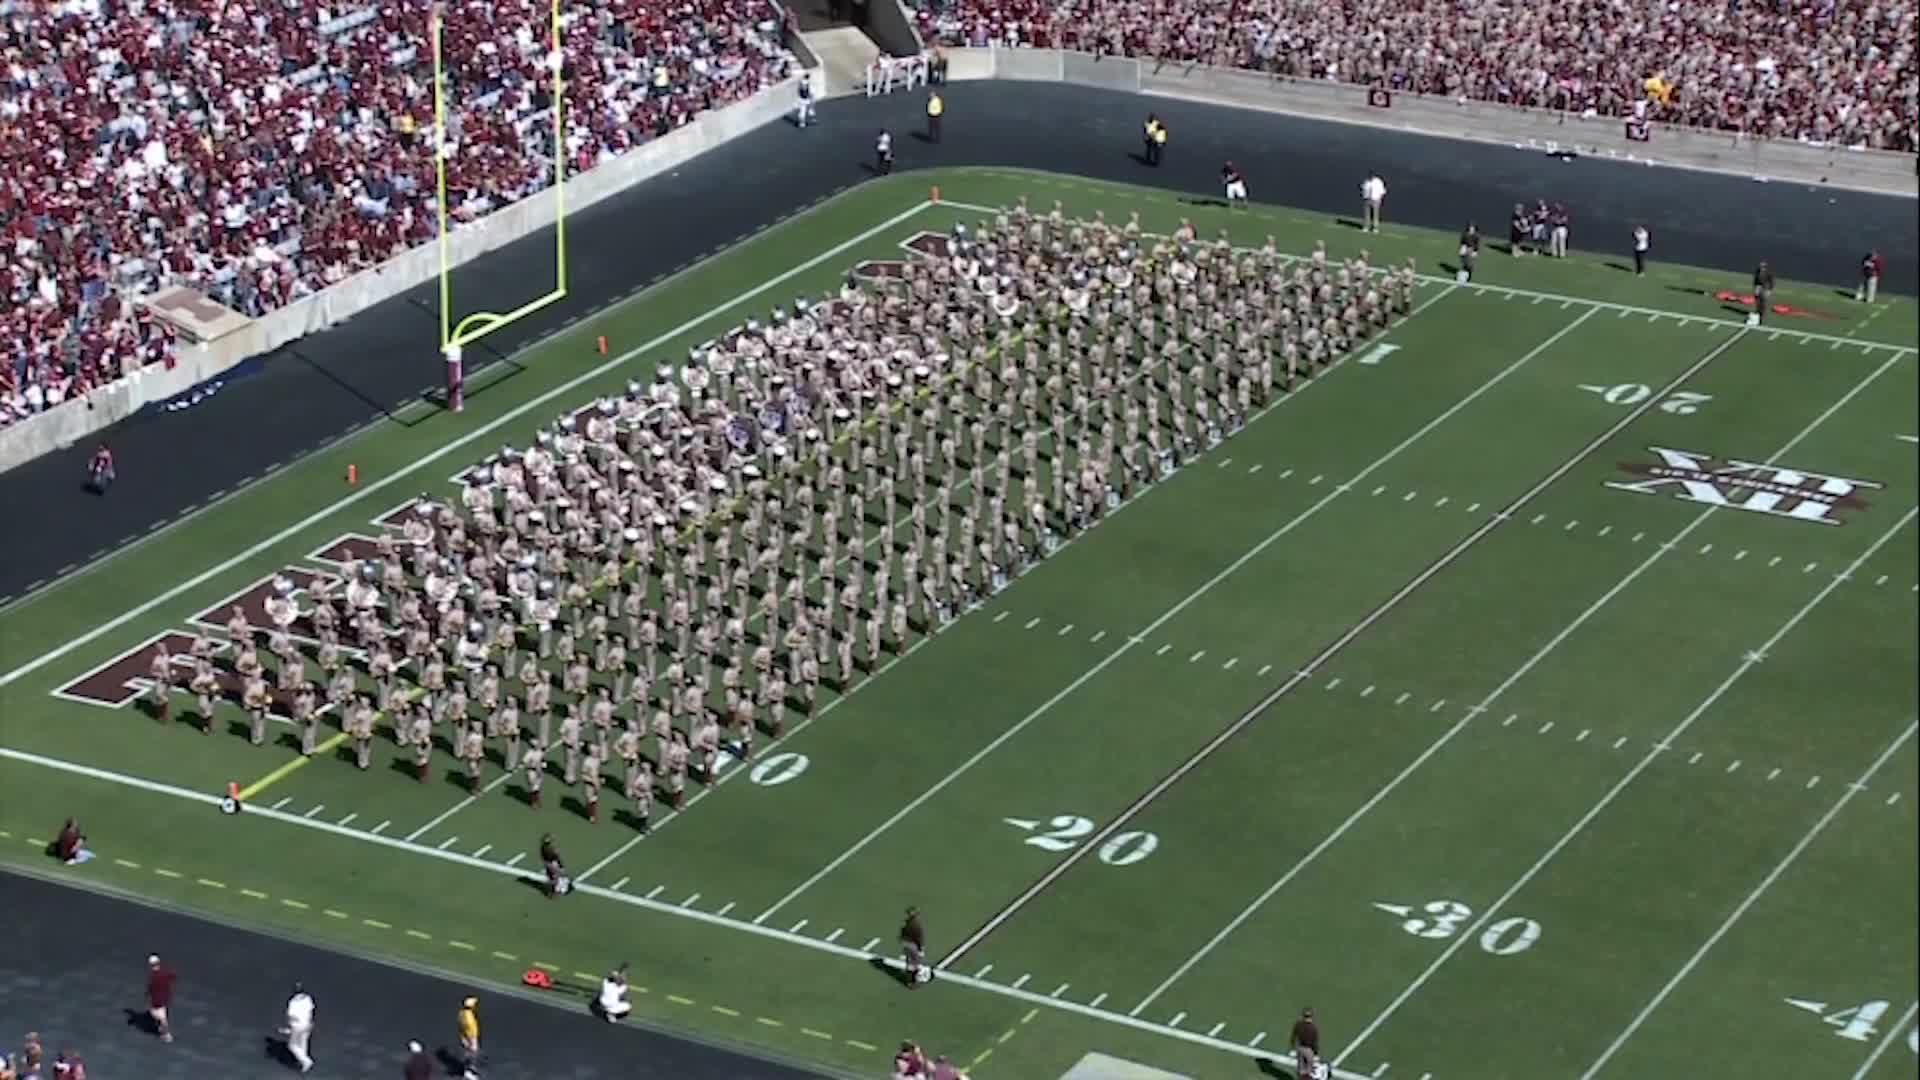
[{"left": 804, "top": 25, "right": 884, "bottom": 96}]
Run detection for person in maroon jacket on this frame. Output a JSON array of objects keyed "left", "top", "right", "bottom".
[
  {"left": 403, "top": 1039, "right": 433, "bottom": 1080},
  {"left": 1858, "top": 250, "right": 1885, "bottom": 303},
  {"left": 145, "top": 954, "right": 176, "bottom": 1043}
]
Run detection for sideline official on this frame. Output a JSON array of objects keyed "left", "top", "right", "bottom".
[
  {"left": 925, "top": 90, "right": 943, "bottom": 143},
  {"left": 1142, "top": 114, "right": 1167, "bottom": 166}
]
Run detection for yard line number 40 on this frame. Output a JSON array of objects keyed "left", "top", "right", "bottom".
[
  {"left": 1374, "top": 899, "right": 1544, "bottom": 956},
  {"left": 1783, "top": 997, "right": 1919, "bottom": 1053}
]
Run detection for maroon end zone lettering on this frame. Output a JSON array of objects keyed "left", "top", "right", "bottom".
[
  {"left": 901, "top": 231, "right": 951, "bottom": 260},
  {"left": 191, "top": 568, "right": 336, "bottom": 640},
  {"left": 311, "top": 534, "right": 385, "bottom": 565},
  {"left": 59, "top": 632, "right": 200, "bottom": 706}
]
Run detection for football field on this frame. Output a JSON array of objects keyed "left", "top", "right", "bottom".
[{"left": 1, "top": 168, "right": 1914, "bottom": 1079}]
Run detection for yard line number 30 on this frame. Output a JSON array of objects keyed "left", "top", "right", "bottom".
[{"left": 1375, "top": 898, "right": 1544, "bottom": 956}]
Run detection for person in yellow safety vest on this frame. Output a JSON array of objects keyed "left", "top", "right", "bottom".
[
  {"left": 1142, "top": 113, "right": 1160, "bottom": 165},
  {"left": 926, "top": 90, "right": 944, "bottom": 143}
]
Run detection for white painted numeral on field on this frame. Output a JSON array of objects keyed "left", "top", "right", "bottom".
[
  {"left": 1357, "top": 343, "right": 1402, "bottom": 367},
  {"left": 1907, "top": 1022, "right": 1917, "bottom": 1054},
  {"left": 1097, "top": 830, "right": 1159, "bottom": 866},
  {"left": 1478, "top": 916, "right": 1543, "bottom": 956},
  {"left": 1578, "top": 383, "right": 1713, "bottom": 415},
  {"left": 1025, "top": 815, "right": 1096, "bottom": 852},
  {"left": 1007, "top": 815, "right": 1159, "bottom": 864},
  {"left": 748, "top": 752, "right": 809, "bottom": 787},
  {"left": 1401, "top": 899, "right": 1473, "bottom": 940},
  {"left": 1381, "top": 899, "right": 1542, "bottom": 955},
  {"left": 1659, "top": 390, "right": 1713, "bottom": 415},
  {"left": 1820, "top": 999, "right": 1888, "bottom": 1042}
]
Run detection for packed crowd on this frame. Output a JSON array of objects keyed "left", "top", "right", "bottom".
[
  {"left": 0, "top": 1031, "right": 89, "bottom": 1080},
  {"left": 140, "top": 199, "right": 1418, "bottom": 829},
  {"left": 912, "top": 0, "right": 1918, "bottom": 150},
  {"left": 1, "top": 0, "right": 795, "bottom": 427}
]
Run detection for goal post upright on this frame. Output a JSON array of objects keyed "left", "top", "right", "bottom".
[{"left": 432, "top": 0, "right": 570, "bottom": 373}]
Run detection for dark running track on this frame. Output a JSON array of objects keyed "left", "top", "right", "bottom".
[
  {"left": 0, "top": 82, "right": 1911, "bottom": 1076},
  {"left": 0, "top": 868, "right": 833, "bottom": 1080}
]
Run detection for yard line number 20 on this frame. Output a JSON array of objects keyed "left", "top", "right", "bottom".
[{"left": 1006, "top": 815, "right": 1160, "bottom": 866}]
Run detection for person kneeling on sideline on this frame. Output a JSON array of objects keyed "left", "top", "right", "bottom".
[{"left": 597, "top": 965, "right": 632, "bottom": 1022}]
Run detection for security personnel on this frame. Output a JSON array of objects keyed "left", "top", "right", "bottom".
[
  {"left": 1150, "top": 115, "right": 1168, "bottom": 165},
  {"left": 1142, "top": 113, "right": 1161, "bottom": 165},
  {"left": 925, "top": 90, "right": 943, "bottom": 143}
]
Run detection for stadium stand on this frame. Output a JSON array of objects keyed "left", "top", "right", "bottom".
[
  {"left": 0, "top": 0, "right": 794, "bottom": 428},
  {"left": 912, "top": 0, "right": 1918, "bottom": 151}
]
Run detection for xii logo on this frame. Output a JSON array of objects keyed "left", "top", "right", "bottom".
[{"left": 1607, "top": 447, "right": 1881, "bottom": 526}]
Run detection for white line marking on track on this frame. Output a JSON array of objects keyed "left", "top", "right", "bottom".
[
  {"left": 1280, "top": 469, "right": 1294, "bottom": 479},
  {"left": 1597, "top": 525, "right": 1611, "bottom": 537},
  {"left": 1428, "top": 699, "right": 1446, "bottom": 713},
  {"left": 1580, "top": 723, "right": 1916, "bottom": 1078},
  {"left": 1888, "top": 792, "right": 1902, "bottom": 806},
  {"left": 436, "top": 836, "right": 458, "bottom": 851},
  {"left": 0, "top": 200, "right": 939, "bottom": 690},
  {"left": 471, "top": 843, "right": 491, "bottom": 859},
  {"left": 1767, "top": 768, "right": 1781, "bottom": 781},
  {"left": 825, "top": 928, "right": 843, "bottom": 942},
  {"left": 1769, "top": 555, "right": 1783, "bottom": 567},
  {"left": 1613, "top": 736, "right": 1629, "bottom": 749},
  {"left": 975, "top": 964, "right": 995, "bottom": 979},
  {"left": 790, "top": 919, "right": 808, "bottom": 933},
  {"left": 1465, "top": 503, "right": 1480, "bottom": 514},
  {"left": 1337, "top": 508, "right": 1918, "bottom": 1068},
  {"left": 1434, "top": 497, "right": 1448, "bottom": 508},
  {"left": 1250, "top": 1032, "right": 1266, "bottom": 1048},
  {"left": 1309, "top": 474, "right": 1324, "bottom": 485},
  {"left": 681, "top": 892, "right": 701, "bottom": 908},
  {"left": 1248, "top": 464, "right": 1264, "bottom": 474},
  {"left": 1503, "top": 714, "right": 1517, "bottom": 727}
]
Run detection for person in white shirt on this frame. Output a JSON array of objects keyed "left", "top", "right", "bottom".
[
  {"left": 1361, "top": 174, "right": 1387, "bottom": 233},
  {"left": 794, "top": 78, "right": 815, "bottom": 128},
  {"left": 1631, "top": 225, "right": 1650, "bottom": 275},
  {"left": 597, "top": 964, "right": 632, "bottom": 1022},
  {"left": 282, "top": 983, "right": 316, "bottom": 1073},
  {"left": 875, "top": 129, "right": 894, "bottom": 174}
]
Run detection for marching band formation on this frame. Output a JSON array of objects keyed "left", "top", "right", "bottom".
[{"left": 146, "top": 198, "right": 1421, "bottom": 832}]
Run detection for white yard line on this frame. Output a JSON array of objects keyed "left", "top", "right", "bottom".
[
  {"left": 755, "top": 307, "right": 1593, "bottom": 929},
  {"left": 1581, "top": 721, "right": 1916, "bottom": 1078},
  {"left": 1848, "top": 1000, "right": 1920, "bottom": 1080},
  {"left": 0, "top": 199, "right": 938, "bottom": 691},
  {"left": 0, "top": 740, "right": 1383, "bottom": 1080},
  {"left": 405, "top": 770, "right": 516, "bottom": 842},
  {"left": 1133, "top": 342, "right": 1908, "bottom": 1017},
  {"left": 1334, "top": 505, "right": 1920, "bottom": 1067}
]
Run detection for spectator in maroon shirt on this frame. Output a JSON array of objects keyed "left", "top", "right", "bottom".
[
  {"left": 404, "top": 1039, "right": 433, "bottom": 1080},
  {"left": 145, "top": 954, "right": 176, "bottom": 1043}
]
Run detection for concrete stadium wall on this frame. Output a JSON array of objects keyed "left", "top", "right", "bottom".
[
  {"left": 936, "top": 47, "right": 1917, "bottom": 197},
  {"left": 0, "top": 77, "right": 802, "bottom": 476}
]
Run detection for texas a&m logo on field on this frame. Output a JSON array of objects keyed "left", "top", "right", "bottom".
[{"left": 1606, "top": 447, "right": 1880, "bottom": 526}]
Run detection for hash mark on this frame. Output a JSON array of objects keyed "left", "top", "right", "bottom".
[
  {"left": 1090, "top": 630, "right": 1107, "bottom": 643},
  {"left": 1373, "top": 1066, "right": 1392, "bottom": 1078},
  {"left": 1168, "top": 1011, "right": 1186, "bottom": 1028},
  {"left": 1726, "top": 759, "right": 1741, "bottom": 774},
  {"left": 1327, "top": 678, "right": 1343, "bottom": 691},
  {"left": 1806, "top": 775, "right": 1820, "bottom": 790},
  {"left": 1257, "top": 664, "right": 1273, "bottom": 676},
  {"left": 1530, "top": 513, "right": 1547, "bottom": 525},
  {"left": 993, "top": 611, "right": 1009, "bottom": 623},
  {"left": 1769, "top": 556, "right": 1783, "bottom": 567},
  {"left": 1280, "top": 469, "right": 1294, "bottom": 479},
  {"left": 1597, "top": 525, "right": 1611, "bottom": 537},
  {"left": 1575, "top": 729, "right": 1590, "bottom": 742},
  {"left": 1057, "top": 623, "right": 1074, "bottom": 637},
  {"left": 302, "top": 804, "right": 325, "bottom": 819},
  {"left": 1402, "top": 490, "right": 1418, "bottom": 502},
  {"left": 1250, "top": 1032, "right": 1267, "bottom": 1048},
  {"left": 826, "top": 928, "right": 844, "bottom": 943},
  {"left": 1564, "top": 519, "right": 1579, "bottom": 532},
  {"left": 505, "top": 852, "right": 523, "bottom": 866},
  {"left": 1188, "top": 650, "right": 1207, "bottom": 663},
  {"left": 471, "top": 844, "right": 491, "bottom": 859},
  {"left": 1217, "top": 458, "right": 1234, "bottom": 469},
  {"left": 1699, "top": 543, "right": 1713, "bottom": 555},
  {"left": 1372, "top": 485, "right": 1387, "bottom": 497},
  {"left": 1538, "top": 721, "right": 1554, "bottom": 734},
  {"left": 1688, "top": 752, "right": 1703, "bottom": 765},
  {"left": 271, "top": 797, "right": 292, "bottom": 810},
  {"left": 1736, "top": 550, "right": 1748, "bottom": 561},
  {"left": 1889, "top": 793, "right": 1902, "bottom": 806},
  {"left": 1503, "top": 713, "right": 1518, "bottom": 727},
  {"left": 1052, "top": 984, "right": 1072, "bottom": 999},
  {"left": 1767, "top": 768, "right": 1782, "bottom": 781},
  {"left": 1434, "top": 497, "right": 1449, "bottom": 508},
  {"left": 611, "top": 877, "right": 630, "bottom": 891},
  {"left": 646, "top": 885, "right": 665, "bottom": 899},
  {"left": 1361, "top": 685, "right": 1375, "bottom": 698},
  {"left": 1248, "top": 464, "right": 1264, "bottom": 474},
  {"left": 337, "top": 813, "right": 358, "bottom": 827},
  {"left": 1012, "top": 974, "right": 1031, "bottom": 989},
  {"left": 1222, "top": 657, "right": 1239, "bottom": 670},
  {"left": 1208, "top": 1021, "right": 1225, "bottom": 1037},
  {"left": 1156, "top": 644, "right": 1173, "bottom": 657},
  {"left": 436, "top": 836, "right": 458, "bottom": 851},
  {"left": 1613, "top": 736, "right": 1629, "bottom": 749},
  {"left": 1803, "top": 562, "right": 1817, "bottom": 574},
  {"left": 1632, "top": 532, "right": 1645, "bottom": 543},
  {"left": 790, "top": 919, "right": 809, "bottom": 933},
  {"left": 1310, "top": 474, "right": 1324, "bottom": 485},
  {"left": 1023, "top": 617, "right": 1041, "bottom": 630},
  {"left": 863, "top": 937, "right": 882, "bottom": 952},
  {"left": 1875, "top": 574, "right": 1888, "bottom": 586},
  {"left": 1428, "top": 699, "right": 1446, "bottom": 713},
  {"left": 1465, "top": 503, "right": 1480, "bottom": 514},
  {"left": 1394, "top": 692, "right": 1411, "bottom": 705}
]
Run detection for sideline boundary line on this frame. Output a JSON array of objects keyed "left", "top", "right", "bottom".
[
  {"left": 949, "top": 316, "right": 1746, "bottom": 972},
  {"left": 1848, "top": 999, "right": 1920, "bottom": 1080},
  {"left": 0, "top": 198, "right": 936, "bottom": 690},
  {"left": 1333, "top": 503, "right": 1920, "bottom": 1066},
  {"left": 0, "top": 743, "right": 1380, "bottom": 1080},
  {"left": 1580, "top": 720, "right": 1918, "bottom": 1077},
  {"left": 1127, "top": 341, "right": 1911, "bottom": 1017},
  {"left": 752, "top": 304, "right": 1598, "bottom": 929}
]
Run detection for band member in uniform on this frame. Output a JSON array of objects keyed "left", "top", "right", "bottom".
[
  {"left": 461, "top": 722, "right": 487, "bottom": 791},
  {"left": 623, "top": 745, "right": 654, "bottom": 831},
  {"left": 243, "top": 672, "right": 271, "bottom": 745},
  {"left": 293, "top": 682, "right": 320, "bottom": 756},
  {"left": 147, "top": 643, "right": 174, "bottom": 722},
  {"left": 521, "top": 739, "right": 548, "bottom": 808},
  {"left": 663, "top": 729, "right": 690, "bottom": 809},
  {"left": 899, "top": 906, "right": 930, "bottom": 987},
  {"left": 190, "top": 656, "right": 219, "bottom": 734},
  {"left": 409, "top": 703, "right": 434, "bottom": 782},
  {"left": 351, "top": 694, "right": 377, "bottom": 770}
]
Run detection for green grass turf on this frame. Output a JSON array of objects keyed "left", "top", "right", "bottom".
[{"left": 1, "top": 168, "right": 1914, "bottom": 1080}]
